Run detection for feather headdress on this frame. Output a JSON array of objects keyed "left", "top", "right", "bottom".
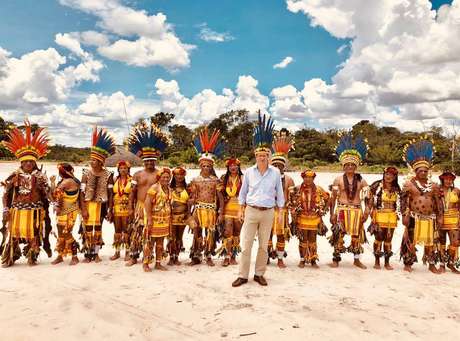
[
  {"left": 253, "top": 113, "right": 275, "bottom": 154},
  {"left": 403, "top": 138, "right": 434, "bottom": 171},
  {"left": 128, "top": 120, "right": 170, "bottom": 161},
  {"left": 335, "top": 132, "right": 368, "bottom": 166},
  {"left": 193, "top": 126, "right": 224, "bottom": 164},
  {"left": 90, "top": 126, "right": 116, "bottom": 163},
  {"left": 2, "top": 120, "right": 49, "bottom": 162},
  {"left": 271, "top": 133, "right": 294, "bottom": 166}
]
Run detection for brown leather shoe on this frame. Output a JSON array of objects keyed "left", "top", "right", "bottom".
[
  {"left": 253, "top": 275, "right": 267, "bottom": 286},
  {"left": 232, "top": 277, "right": 248, "bottom": 287}
]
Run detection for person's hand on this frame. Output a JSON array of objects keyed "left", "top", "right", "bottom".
[
  {"left": 2, "top": 209, "right": 10, "bottom": 223},
  {"left": 81, "top": 207, "right": 89, "bottom": 221},
  {"left": 217, "top": 212, "right": 224, "bottom": 225},
  {"left": 437, "top": 216, "right": 444, "bottom": 228},
  {"left": 330, "top": 213, "right": 337, "bottom": 225},
  {"left": 50, "top": 175, "right": 56, "bottom": 186},
  {"left": 128, "top": 207, "right": 134, "bottom": 223},
  {"left": 402, "top": 214, "right": 410, "bottom": 227},
  {"left": 277, "top": 210, "right": 283, "bottom": 226},
  {"left": 106, "top": 209, "right": 113, "bottom": 223},
  {"left": 403, "top": 226, "right": 409, "bottom": 242},
  {"left": 238, "top": 207, "right": 245, "bottom": 223}
]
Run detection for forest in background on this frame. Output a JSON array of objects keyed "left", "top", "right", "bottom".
[{"left": 1, "top": 112, "right": 459, "bottom": 173}]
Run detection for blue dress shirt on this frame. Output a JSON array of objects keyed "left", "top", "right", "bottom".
[{"left": 238, "top": 165, "right": 285, "bottom": 208}]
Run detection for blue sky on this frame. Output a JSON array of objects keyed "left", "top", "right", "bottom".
[
  {"left": 0, "top": 0, "right": 450, "bottom": 99},
  {"left": 0, "top": 0, "right": 349, "bottom": 98},
  {"left": 0, "top": 0, "right": 452, "bottom": 98},
  {"left": 0, "top": 0, "right": 457, "bottom": 146}
]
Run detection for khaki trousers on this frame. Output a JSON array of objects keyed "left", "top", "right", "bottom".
[{"left": 238, "top": 206, "right": 275, "bottom": 279}]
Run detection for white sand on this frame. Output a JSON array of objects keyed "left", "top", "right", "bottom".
[{"left": 0, "top": 162, "right": 459, "bottom": 341}]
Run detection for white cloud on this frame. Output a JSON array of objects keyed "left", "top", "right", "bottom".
[
  {"left": 98, "top": 35, "right": 192, "bottom": 68},
  {"left": 270, "top": 85, "right": 306, "bottom": 118},
  {"left": 59, "top": 0, "right": 194, "bottom": 70},
  {"left": 74, "top": 31, "right": 111, "bottom": 47},
  {"left": 337, "top": 44, "right": 348, "bottom": 54},
  {"left": 55, "top": 33, "right": 89, "bottom": 58},
  {"left": 154, "top": 75, "right": 268, "bottom": 126},
  {"left": 8, "top": 91, "right": 160, "bottom": 147},
  {"left": 273, "top": 56, "right": 294, "bottom": 69},
  {"left": 198, "top": 23, "right": 235, "bottom": 43},
  {"left": 282, "top": 0, "right": 460, "bottom": 129},
  {"left": 0, "top": 45, "right": 103, "bottom": 111}
]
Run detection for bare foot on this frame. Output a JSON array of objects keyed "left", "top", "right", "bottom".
[
  {"left": 154, "top": 263, "right": 168, "bottom": 271},
  {"left": 167, "top": 258, "right": 175, "bottom": 266},
  {"left": 110, "top": 252, "right": 120, "bottom": 261},
  {"left": 403, "top": 265, "right": 413, "bottom": 272},
  {"left": 353, "top": 259, "right": 367, "bottom": 269},
  {"left": 189, "top": 258, "right": 201, "bottom": 266},
  {"left": 174, "top": 259, "right": 182, "bottom": 266},
  {"left": 439, "top": 265, "right": 446, "bottom": 273},
  {"left": 447, "top": 264, "right": 460, "bottom": 274},
  {"left": 298, "top": 260, "right": 305, "bottom": 268},
  {"left": 277, "top": 259, "right": 287, "bottom": 269},
  {"left": 82, "top": 257, "right": 91, "bottom": 263},
  {"left": 222, "top": 258, "right": 230, "bottom": 267},
  {"left": 311, "top": 262, "right": 319, "bottom": 269},
  {"left": 69, "top": 256, "right": 79, "bottom": 266},
  {"left": 125, "top": 258, "right": 137, "bottom": 267},
  {"left": 206, "top": 258, "right": 215, "bottom": 267},
  {"left": 27, "top": 259, "right": 38, "bottom": 266},
  {"left": 384, "top": 263, "right": 394, "bottom": 270},
  {"left": 428, "top": 264, "right": 441, "bottom": 274},
  {"left": 51, "top": 256, "right": 64, "bottom": 265},
  {"left": 329, "top": 261, "right": 339, "bottom": 268},
  {"left": 229, "top": 257, "right": 238, "bottom": 265},
  {"left": 124, "top": 254, "right": 131, "bottom": 262},
  {"left": 143, "top": 263, "right": 151, "bottom": 272},
  {"left": 94, "top": 255, "right": 102, "bottom": 263}
]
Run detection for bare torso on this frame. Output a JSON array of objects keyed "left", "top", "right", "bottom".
[
  {"left": 405, "top": 179, "right": 437, "bottom": 216},
  {"left": 134, "top": 169, "right": 159, "bottom": 203},
  {"left": 191, "top": 175, "right": 220, "bottom": 204},
  {"left": 334, "top": 174, "right": 368, "bottom": 206}
]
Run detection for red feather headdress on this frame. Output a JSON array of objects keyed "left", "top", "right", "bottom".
[
  {"left": 2, "top": 120, "right": 49, "bottom": 162},
  {"left": 193, "top": 127, "right": 224, "bottom": 164},
  {"left": 271, "top": 134, "right": 294, "bottom": 166}
]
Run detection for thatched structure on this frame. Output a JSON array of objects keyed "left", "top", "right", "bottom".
[{"left": 105, "top": 145, "right": 142, "bottom": 167}]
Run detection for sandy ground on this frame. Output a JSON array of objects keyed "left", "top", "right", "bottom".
[{"left": 0, "top": 162, "right": 459, "bottom": 341}]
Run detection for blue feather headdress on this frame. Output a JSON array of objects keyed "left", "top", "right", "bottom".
[
  {"left": 193, "top": 126, "right": 224, "bottom": 164},
  {"left": 90, "top": 126, "right": 116, "bottom": 163},
  {"left": 335, "top": 132, "right": 368, "bottom": 166},
  {"left": 128, "top": 120, "right": 170, "bottom": 161},
  {"left": 253, "top": 112, "right": 275, "bottom": 154},
  {"left": 403, "top": 138, "right": 434, "bottom": 171}
]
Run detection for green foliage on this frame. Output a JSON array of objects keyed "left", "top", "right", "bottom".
[
  {"left": 1, "top": 113, "right": 460, "bottom": 172},
  {"left": 45, "top": 145, "right": 90, "bottom": 163}
]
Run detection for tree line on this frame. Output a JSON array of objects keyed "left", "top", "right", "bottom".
[{"left": 1, "top": 112, "right": 459, "bottom": 173}]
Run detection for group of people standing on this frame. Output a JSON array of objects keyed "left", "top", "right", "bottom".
[{"left": 1, "top": 115, "right": 459, "bottom": 287}]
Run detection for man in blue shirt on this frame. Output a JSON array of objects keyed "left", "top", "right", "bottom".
[{"left": 232, "top": 147, "right": 285, "bottom": 287}]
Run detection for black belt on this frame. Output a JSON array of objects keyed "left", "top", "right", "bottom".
[{"left": 248, "top": 205, "right": 273, "bottom": 211}]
